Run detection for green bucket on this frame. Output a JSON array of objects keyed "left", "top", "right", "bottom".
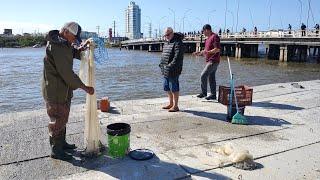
[{"left": 107, "top": 123, "right": 131, "bottom": 158}]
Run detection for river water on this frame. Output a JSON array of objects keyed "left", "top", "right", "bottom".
[{"left": 0, "top": 47, "right": 319, "bottom": 114}]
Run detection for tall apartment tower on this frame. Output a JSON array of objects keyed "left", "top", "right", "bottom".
[{"left": 125, "top": 1, "right": 141, "bottom": 39}]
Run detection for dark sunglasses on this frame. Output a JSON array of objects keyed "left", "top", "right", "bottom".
[{"left": 164, "top": 32, "right": 173, "bottom": 37}]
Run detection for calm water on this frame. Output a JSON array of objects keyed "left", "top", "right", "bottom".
[{"left": 0, "top": 47, "right": 319, "bottom": 114}]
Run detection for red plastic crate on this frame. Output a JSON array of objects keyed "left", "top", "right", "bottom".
[{"left": 218, "top": 85, "right": 253, "bottom": 106}]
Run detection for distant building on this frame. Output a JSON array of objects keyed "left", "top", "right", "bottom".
[
  {"left": 125, "top": 1, "right": 142, "bottom": 39},
  {"left": 109, "top": 37, "right": 128, "bottom": 44},
  {"left": 109, "top": 28, "right": 113, "bottom": 41},
  {"left": 4, "top": 29, "right": 12, "bottom": 35},
  {"left": 0, "top": 29, "right": 13, "bottom": 37},
  {"left": 23, "top": 33, "right": 31, "bottom": 37},
  {"left": 80, "top": 31, "right": 98, "bottom": 39}
]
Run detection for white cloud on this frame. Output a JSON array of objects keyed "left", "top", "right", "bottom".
[{"left": 0, "top": 21, "right": 57, "bottom": 34}]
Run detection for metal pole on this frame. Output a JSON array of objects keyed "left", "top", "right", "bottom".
[
  {"left": 227, "top": 10, "right": 234, "bottom": 33},
  {"left": 268, "top": 0, "right": 272, "bottom": 30},
  {"left": 207, "top": 10, "right": 216, "bottom": 26},
  {"left": 307, "top": 0, "right": 311, "bottom": 29},
  {"left": 168, "top": 8, "right": 176, "bottom": 30},
  {"left": 224, "top": 0, "right": 228, "bottom": 31},
  {"left": 183, "top": 9, "right": 192, "bottom": 33},
  {"left": 144, "top": 16, "right": 152, "bottom": 38},
  {"left": 249, "top": 8, "right": 254, "bottom": 29},
  {"left": 298, "top": 0, "right": 302, "bottom": 26},
  {"left": 158, "top": 16, "right": 167, "bottom": 37},
  {"left": 113, "top": 21, "right": 116, "bottom": 37},
  {"left": 96, "top": 26, "right": 100, "bottom": 37},
  {"left": 236, "top": 0, "right": 240, "bottom": 33}
]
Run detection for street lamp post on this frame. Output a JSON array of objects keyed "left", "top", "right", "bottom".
[
  {"left": 207, "top": 10, "right": 216, "bottom": 26},
  {"left": 144, "top": 16, "right": 152, "bottom": 38},
  {"left": 268, "top": 0, "right": 272, "bottom": 30},
  {"left": 158, "top": 16, "right": 167, "bottom": 38},
  {"left": 297, "top": 0, "right": 302, "bottom": 26},
  {"left": 224, "top": 0, "right": 228, "bottom": 31},
  {"left": 168, "top": 8, "right": 176, "bottom": 30},
  {"left": 227, "top": 10, "right": 234, "bottom": 33},
  {"left": 182, "top": 9, "right": 192, "bottom": 33},
  {"left": 236, "top": 0, "right": 240, "bottom": 33},
  {"left": 96, "top": 26, "right": 100, "bottom": 37}
]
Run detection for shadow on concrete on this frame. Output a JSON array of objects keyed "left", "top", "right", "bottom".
[
  {"left": 183, "top": 110, "right": 228, "bottom": 122},
  {"left": 68, "top": 154, "right": 231, "bottom": 179},
  {"left": 107, "top": 106, "right": 121, "bottom": 114},
  {"left": 183, "top": 110, "right": 291, "bottom": 127},
  {"left": 252, "top": 101, "right": 304, "bottom": 110}
]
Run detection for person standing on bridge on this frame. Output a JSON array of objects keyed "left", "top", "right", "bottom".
[
  {"left": 42, "top": 22, "right": 94, "bottom": 160},
  {"left": 315, "top": 24, "right": 319, "bottom": 36},
  {"left": 301, "top": 23, "right": 307, "bottom": 37},
  {"left": 193, "top": 24, "right": 221, "bottom": 100},
  {"left": 288, "top": 24, "right": 292, "bottom": 34},
  {"left": 159, "top": 27, "right": 184, "bottom": 112}
]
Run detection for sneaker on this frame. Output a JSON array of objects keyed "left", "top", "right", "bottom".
[
  {"left": 205, "top": 95, "right": 217, "bottom": 100},
  {"left": 196, "top": 93, "right": 206, "bottom": 98}
]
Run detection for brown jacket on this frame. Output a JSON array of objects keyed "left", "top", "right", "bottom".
[{"left": 42, "top": 30, "right": 84, "bottom": 103}]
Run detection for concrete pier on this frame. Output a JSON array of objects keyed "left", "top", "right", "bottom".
[{"left": 1, "top": 80, "right": 320, "bottom": 179}]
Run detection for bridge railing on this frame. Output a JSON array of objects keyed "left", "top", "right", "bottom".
[{"left": 122, "top": 29, "right": 320, "bottom": 44}]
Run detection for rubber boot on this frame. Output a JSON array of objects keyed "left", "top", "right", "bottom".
[
  {"left": 50, "top": 136, "right": 73, "bottom": 160},
  {"left": 62, "top": 128, "right": 77, "bottom": 150}
]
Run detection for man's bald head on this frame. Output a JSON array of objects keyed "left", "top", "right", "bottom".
[{"left": 164, "top": 27, "right": 174, "bottom": 40}]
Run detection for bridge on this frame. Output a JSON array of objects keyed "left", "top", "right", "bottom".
[{"left": 121, "top": 30, "right": 320, "bottom": 62}]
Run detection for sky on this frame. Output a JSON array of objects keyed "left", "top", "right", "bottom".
[{"left": 0, "top": 0, "right": 319, "bottom": 36}]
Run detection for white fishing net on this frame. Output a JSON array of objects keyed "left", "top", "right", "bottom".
[{"left": 80, "top": 39, "right": 101, "bottom": 154}]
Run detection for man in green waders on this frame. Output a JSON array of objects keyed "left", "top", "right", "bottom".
[{"left": 42, "top": 22, "right": 94, "bottom": 160}]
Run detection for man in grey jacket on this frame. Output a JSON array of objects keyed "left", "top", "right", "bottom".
[{"left": 159, "top": 27, "right": 184, "bottom": 112}]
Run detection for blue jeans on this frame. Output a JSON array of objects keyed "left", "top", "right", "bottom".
[{"left": 163, "top": 76, "right": 180, "bottom": 92}]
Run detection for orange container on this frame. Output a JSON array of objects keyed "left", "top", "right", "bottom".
[{"left": 99, "top": 97, "right": 110, "bottom": 112}]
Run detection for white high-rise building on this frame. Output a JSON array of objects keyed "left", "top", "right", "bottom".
[{"left": 125, "top": 1, "right": 141, "bottom": 39}]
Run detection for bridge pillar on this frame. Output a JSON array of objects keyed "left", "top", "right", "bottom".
[
  {"left": 133, "top": 45, "right": 136, "bottom": 50},
  {"left": 140, "top": 45, "right": 143, "bottom": 50},
  {"left": 196, "top": 43, "right": 201, "bottom": 52},
  {"left": 159, "top": 44, "right": 163, "bottom": 51},
  {"left": 235, "top": 46, "right": 239, "bottom": 59},
  {"left": 284, "top": 46, "right": 288, "bottom": 62},
  {"left": 265, "top": 45, "right": 269, "bottom": 57},
  {"left": 235, "top": 44, "right": 242, "bottom": 59},
  {"left": 148, "top": 45, "right": 152, "bottom": 52},
  {"left": 249, "top": 45, "right": 259, "bottom": 58},
  {"left": 279, "top": 45, "right": 288, "bottom": 62},
  {"left": 267, "top": 44, "right": 280, "bottom": 60}
]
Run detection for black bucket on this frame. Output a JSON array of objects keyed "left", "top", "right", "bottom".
[
  {"left": 226, "top": 106, "right": 245, "bottom": 122},
  {"left": 107, "top": 123, "right": 131, "bottom": 136}
]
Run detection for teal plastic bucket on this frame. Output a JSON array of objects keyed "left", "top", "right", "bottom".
[{"left": 107, "top": 123, "right": 131, "bottom": 158}]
